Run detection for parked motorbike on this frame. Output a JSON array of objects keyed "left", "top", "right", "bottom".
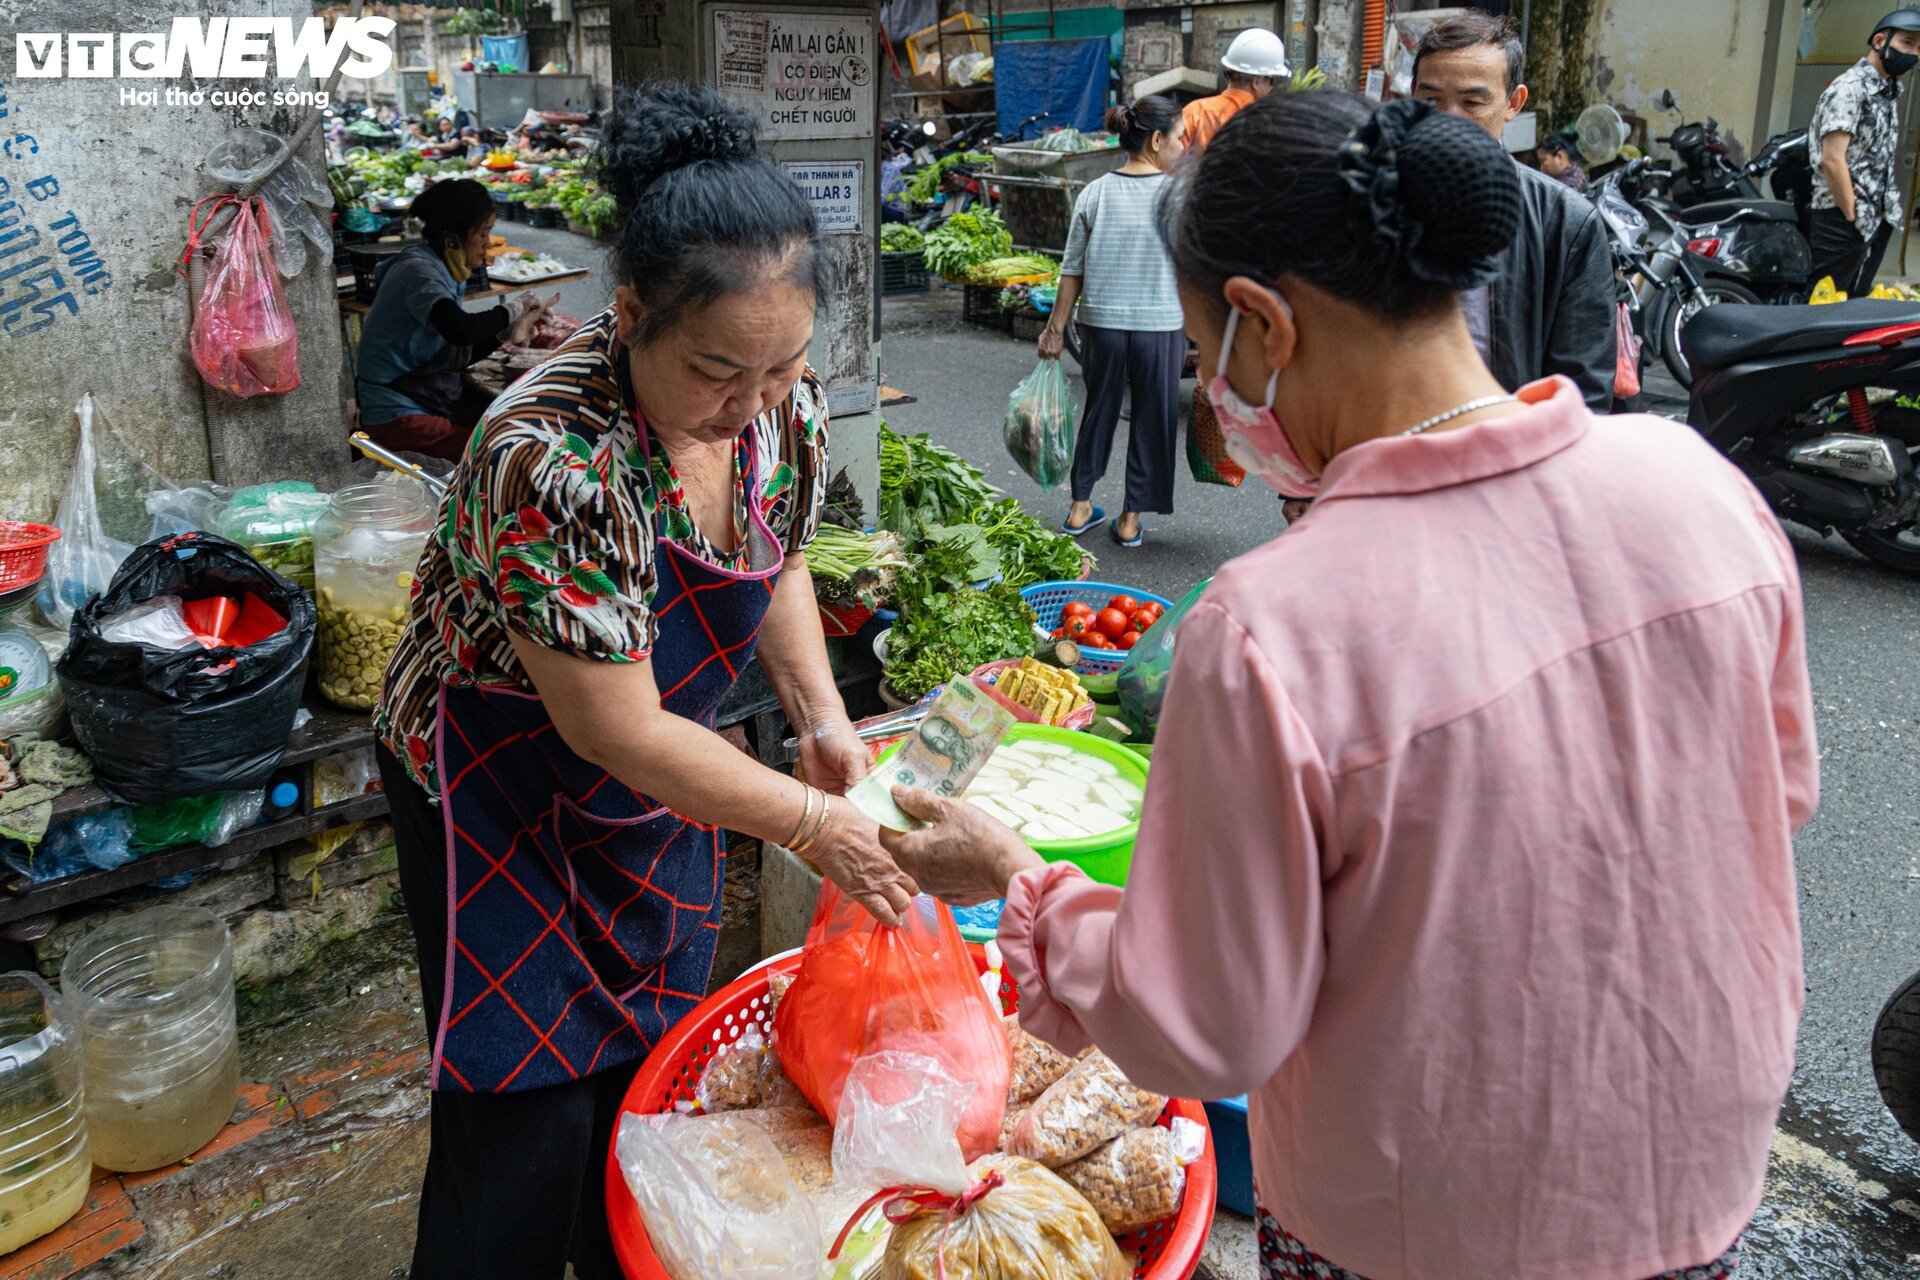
[
  {"left": 1685, "top": 299, "right": 1920, "bottom": 574},
  {"left": 1874, "top": 969, "right": 1920, "bottom": 1144}
]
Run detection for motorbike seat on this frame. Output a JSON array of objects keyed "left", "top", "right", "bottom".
[
  {"left": 1685, "top": 299, "right": 1920, "bottom": 370},
  {"left": 1678, "top": 198, "right": 1800, "bottom": 226}
]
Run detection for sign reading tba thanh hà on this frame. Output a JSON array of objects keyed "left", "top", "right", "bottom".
[
  {"left": 782, "top": 161, "right": 863, "bottom": 233},
  {"left": 711, "top": 9, "right": 874, "bottom": 141}
]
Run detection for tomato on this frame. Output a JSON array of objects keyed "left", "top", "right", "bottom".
[
  {"left": 1083, "top": 632, "right": 1113, "bottom": 649},
  {"left": 1051, "top": 626, "right": 1066, "bottom": 640},
  {"left": 1061, "top": 601, "right": 1096, "bottom": 621},
  {"left": 1095, "top": 607, "right": 1130, "bottom": 638},
  {"left": 1107, "top": 594, "right": 1139, "bottom": 615},
  {"left": 1138, "top": 601, "right": 1165, "bottom": 621},
  {"left": 1064, "top": 616, "right": 1092, "bottom": 639},
  {"left": 1129, "top": 609, "right": 1158, "bottom": 633},
  {"left": 1117, "top": 630, "right": 1141, "bottom": 650}
]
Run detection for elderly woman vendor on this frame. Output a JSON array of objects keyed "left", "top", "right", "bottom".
[
  {"left": 887, "top": 94, "right": 1816, "bottom": 1280},
  {"left": 371, "top": 84, "right": 915, "bottom": 1279},
  {"left": 354, "top": 178, "right": 556, "bottom": 462}
]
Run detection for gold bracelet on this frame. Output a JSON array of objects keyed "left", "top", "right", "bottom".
[
  {"left": 791, "top": 792, "right": 832, "bottom": 857},
  {"left": 785, "top": 785, "right": 816, "bottom": 851}
]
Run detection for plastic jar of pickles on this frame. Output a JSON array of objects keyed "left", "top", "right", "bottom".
[
  {"left": 0, "top": 973, "right": 90, "bottom": 1254},
  {"left": 60, "top": 906, "right": 239, "bottom": 1173},
  {"left": 312, "top": 480, "right": 434, "bottom": 711}
]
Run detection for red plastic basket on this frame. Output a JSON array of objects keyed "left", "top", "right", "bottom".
[
  {"left": 0, "top": 522, "right": 59, "bottom": 594},
  {"left": 818, "top": 599, "right": 875, "bottom": 638},
  {"left": 607, "top": 948, "right": 1217, "bottom": 1280}
]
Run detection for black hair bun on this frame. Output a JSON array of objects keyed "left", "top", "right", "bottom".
[
  {"left": 1337, "top": 98, "right": 1521, "bottom": 289},
  {"left": 596, "top": 82, "right": 761, "bottom": 213}
]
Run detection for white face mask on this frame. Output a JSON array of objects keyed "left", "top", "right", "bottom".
[{"left": 1207, "top": 298, "right": 1321, "bottom": 497}]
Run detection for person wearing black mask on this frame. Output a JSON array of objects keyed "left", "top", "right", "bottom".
[{"left": 1807, "top": 9, "right": 1920, "bottom": 298}]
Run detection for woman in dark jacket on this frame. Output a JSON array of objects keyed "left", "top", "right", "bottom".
[{"left": 355, "top": 179, "right": 556, "bottom": 460}]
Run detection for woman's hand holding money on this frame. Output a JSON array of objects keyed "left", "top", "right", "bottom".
[
  {"left": 805, "top": 799, "right": 920, "bottom": 927},
  {"left": 878, "top": 787, "right": 1045, "bottom": 907}
]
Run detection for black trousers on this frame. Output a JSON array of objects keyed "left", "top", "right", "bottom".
[
  {"left": 1070, "top": 325, "right": 1189, "bottom": 514},
  {"left": 1808, "top": 207, "right": 1895, "bottom": 299},
  {"left": 378, "top": 746, "right": 640, "bottom": 1280}
]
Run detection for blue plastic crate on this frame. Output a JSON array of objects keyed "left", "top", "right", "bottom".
[
  {"left": 1205, "top": 1096, "right": 1253, "bottom": 1216},
  {"left": 1019, "top": 580, "right": 1174, "bottom": 674}
]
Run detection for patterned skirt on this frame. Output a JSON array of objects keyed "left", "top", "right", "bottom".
[{"left": 1256, "top": 1206, "right": 1742, "bottom": 1280}]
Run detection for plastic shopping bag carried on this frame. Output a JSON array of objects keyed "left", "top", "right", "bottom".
[
  {"left": 1613, "top": 302, "right": 1643, "bottom": 401},
  {"left": 184, "top": 195, "right": 301, "bottom": 397},
  {"left": 1003, "top": 358, "right": 1076, "bottom": 491},
  {"left": 773, "top": 886, "right": 1011, "bottom": 1161}
]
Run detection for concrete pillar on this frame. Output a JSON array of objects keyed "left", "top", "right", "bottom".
[
  {"left": 0, "top": 0, "right": 351, "bottom": 527},
  {"left": 1315, "top": 0, "right": 1367, "bottom": 92},
  {"left": 612, "top": 0, "right": 883, "bottom": 513}
]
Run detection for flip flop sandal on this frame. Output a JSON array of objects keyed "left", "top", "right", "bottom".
[
  {"left": 1111, "top": 522, "right": 1144, "bottom": 549},
  {"left": 1061, "top": 505, "right": 1109, "bottom": 537}
]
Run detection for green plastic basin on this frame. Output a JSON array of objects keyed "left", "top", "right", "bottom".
[{"left": 877, "top": 723, "right": 1149, "bottom": 886}]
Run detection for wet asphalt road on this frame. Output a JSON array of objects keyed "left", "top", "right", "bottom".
[{"left": 879, "top": 287, "right": 1920, "bottom": 1274}]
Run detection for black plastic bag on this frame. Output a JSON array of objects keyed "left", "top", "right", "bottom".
[{"left": 57, "top": 532, "right": 317, "bottom": 805}]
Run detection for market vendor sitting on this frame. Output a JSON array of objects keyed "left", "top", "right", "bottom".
[
  {"left": 371, "top": 81, "right": 916, "bottom": 1280},
  {"left": 354, "top": 179, "right": 556, "bottom": 463}
]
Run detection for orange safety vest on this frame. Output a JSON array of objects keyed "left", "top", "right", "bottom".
[{"left": 1182, "top": 87, "right": 1255, "bottom": 154}]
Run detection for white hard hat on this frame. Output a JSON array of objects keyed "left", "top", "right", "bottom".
[{"left": 1221, "top": 28, "right": 1290, "bottom": 78}]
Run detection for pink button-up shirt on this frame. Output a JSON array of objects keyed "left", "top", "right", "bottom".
[{"left": 1001, "top": 379, "right": 1816, "bottom": 1280}]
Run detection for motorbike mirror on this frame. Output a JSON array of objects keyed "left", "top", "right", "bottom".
[{"left": 1658, "top": 89, "right": 1679, "bottom": 112}]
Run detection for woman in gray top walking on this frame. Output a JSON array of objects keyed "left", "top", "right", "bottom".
[{"left": 1042, "top": 96, "right": 1187, "bottom": 548}]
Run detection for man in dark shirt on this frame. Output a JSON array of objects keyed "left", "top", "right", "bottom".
[{"left": 1412, "top": 13, "right": 1615, "bottom": 411}]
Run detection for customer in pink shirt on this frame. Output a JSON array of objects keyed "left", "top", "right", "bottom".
[{"left": 883, "top": 94, "right": 1816, "bottom": 1280}]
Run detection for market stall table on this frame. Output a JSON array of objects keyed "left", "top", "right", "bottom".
[{"left": 336, "top": 267, "right": 594, "bottom": 381}]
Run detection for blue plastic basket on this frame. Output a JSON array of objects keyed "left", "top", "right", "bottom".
[
  {"left": 1205, "top": 1096, "right": 1254, "bottom": 1215},
  {"left": 1020, "top": 580, "right": 1175, "bottom": 673}
]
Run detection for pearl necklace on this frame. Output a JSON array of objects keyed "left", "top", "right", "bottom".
[{"left": 1399, "top": 393, "right": 1517, "bottom": 437}]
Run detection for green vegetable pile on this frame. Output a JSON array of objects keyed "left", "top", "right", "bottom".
[
  {"left": 548, "top": 176, "right": 618, "bottom": 234},
  {"left": 881, "top": 223, "right": 926, "bottom": 253},
  {"left": 807, "top": 524, "right": 908, "bottom": 611},
  {"left": 903, "top": 152, "right": 994, "bottom": 207},
  {"left": 966, "top": 499, "right": 1084, "bottom": 589},
  {"left": 922, "top": 209, "right": 1013, "bottom": 280},
  {"left": 885, "top": 581, "right": 1037, "bottom": 700},
  {"left": 964, "top": 254, "right": 1057, "bottom": 285},
  {"left": 878, "top": 423, "right": 1000, "bottom": 534}
]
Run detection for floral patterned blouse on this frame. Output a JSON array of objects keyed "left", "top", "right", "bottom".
[{"left": 374, "top": 306, "right": 829, "bottom": 796}]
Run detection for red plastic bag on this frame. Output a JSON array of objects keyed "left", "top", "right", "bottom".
[
  {"left": 185, "top": 196, "right": 300, "bottom": 397},
  {"left": 773, "top": 885, "right": 1011, "bottom": 1160},
  {"left": 1614, "top": 302, "right": 1642, "bottom": 401}
]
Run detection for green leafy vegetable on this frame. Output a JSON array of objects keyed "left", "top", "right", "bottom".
[
  {"left": 807, "top": 525, "right": 907, "bottom": 610},
  {"left": 881, "top": 224, "right": 926, "bottom": 253},
  {"left": 904, "top": 153, "right": 994, "bottom": 207},
  {"left": 885, "top": 582, "right": 1038, "bottom": 700},
  {"left": 966, "top": 498, "right": 1088, "bottom": 589},
  {"left": 963, "top": 254, "right": 1057, "bottom": 284},
  {"left": 922, "top": 209, "right": 1013, "bottom": 280},
  {"left": 877, "top": 422, "right": 1002, "bottom": 535}
]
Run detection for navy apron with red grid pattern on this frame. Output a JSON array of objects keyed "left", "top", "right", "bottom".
[{"left": 428, "top": 450, "right": 783, "bottom": 1094}]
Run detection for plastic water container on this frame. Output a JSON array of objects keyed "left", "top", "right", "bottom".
[
  {"left": 0, "top": 973, "right": 91, "bottom": 1253},
  {"left": 60, "top": 906, "right": 239, "bottom": 1172},
  {"left": 312, "top": 480, "right": 434, "bottom": 710}
]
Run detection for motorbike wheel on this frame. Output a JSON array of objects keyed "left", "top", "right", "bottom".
[
  {"left": 1873, "top": 967, "right": 1920, "bottom": 1143},
  {"left": 1840, "top": 406, "right": 1920, "bottom": 576},
  {"left": 1656, "top": 279, "right": 1765, "bottom": 389}
]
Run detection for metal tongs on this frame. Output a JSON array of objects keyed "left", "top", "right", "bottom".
[
  {"left": 349, "top": 432, "right": 449, "bottom": 498},
  {"left": 772, "top": 699, "right": 939, "bottom": 766}
]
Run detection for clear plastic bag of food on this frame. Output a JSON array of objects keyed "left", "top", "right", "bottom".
[
  {"left": 615, "top": 1111, "right": 822, "bottom": 1280},
  {"left": 882, "top": 1155, "right": 1128, "bottom": 1280},
  {"left": 1004, "top": 1014, "right": 1073, "bottom": 1105},
  {"left": 698, "top": 1028, "right": 773, "bottom": 1113},
  {"left": 1008, "top": 1051, "right": 1168, "bottom": 1168},
  {"left": 998, "top": 1102, "right": 1030, "bottom": 1153},
  {"left": 1003, "top": 358, "right": 1076, "bottom": 492},
  {"left": 216, "top": 481, "right": 330, "bottom": 592},
  {"left": 825, "top": 1053, "right": 1127, "bottom": 1280},
  {"left": 312, "top": 747, "right": 380, "bottom": 807},
  {"left": 1056, "top": 1118, "right": 1204, "bottom": 1236}
]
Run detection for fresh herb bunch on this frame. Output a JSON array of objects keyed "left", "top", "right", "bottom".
[
  {"left": 922, "top": 209, "right": 1013, "bottom": 280},
  {"left": 885, "top": 582, "right": 1038, "bottom": 699},
  {"left": 822, "top": 468, "right": 865, "bottom": 531},
  {"left": 807, "top": 526, "right": 908, "bottom": 610},
  {"left": 903, "top": 152, "right": 994, "bottom": 207},
  {"left": 967, "top": 499, "right": 1088, "bottom": 588},
  {"left": 877, "top": 422, "right": 1001, "bottom": 534}
]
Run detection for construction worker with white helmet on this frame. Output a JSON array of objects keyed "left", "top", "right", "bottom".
[{"left": 1182, "top": 27, "right": 1290, "bottom": 154}]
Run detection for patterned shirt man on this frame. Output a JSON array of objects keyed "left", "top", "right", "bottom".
[{"left": 1809, "top": 56, "right": 1904, "bottom": 243}]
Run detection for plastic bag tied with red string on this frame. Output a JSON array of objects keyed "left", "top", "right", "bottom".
[
  {"left": 827, "top": 1053, "right": 1128, "bottom": 1280},
  {"left": 182, "top": 195, "right": 301, "bottom": 397},
  {"left": 773, "top": 887, "right": 1010, "bottom": 1161}
]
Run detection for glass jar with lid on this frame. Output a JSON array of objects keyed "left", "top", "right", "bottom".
[
  {"left": 0, "top": 972, "right": 90, "bottom": 1253},
  {"left": 312, "top": 479, "right": 435, "bottom": 711}
]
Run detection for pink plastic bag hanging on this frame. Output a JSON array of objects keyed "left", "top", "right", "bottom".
[
  {"left": 1614, "top": 301, "right": 1642, "bottom": 401},
  {"left": 183, "top": 196, "right": 301, "bottom": 397}
]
